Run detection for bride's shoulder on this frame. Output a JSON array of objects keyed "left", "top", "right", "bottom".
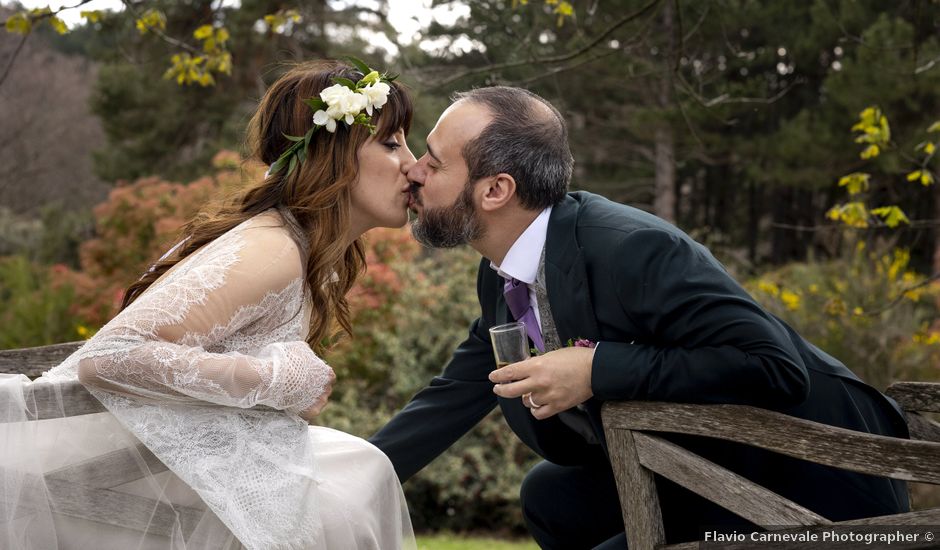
[{"left": 234, "top": 209, "right": 306, "bottom": 276}]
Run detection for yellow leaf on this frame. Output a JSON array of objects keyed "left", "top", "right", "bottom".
[
  {"left": 870, "top": 206, "right": 910, "bottom": 228},
  {"left": 860, "top": 144, "right": 879, "bottom": 159},
  {"left": 215, "top": 28, "right": 229, "bottom": 43},
  {"left": 194, "top": 24, "right": 214, "bottom": 40},
  {"left": 5, "top": 12, "right": 31, "bottom": 34},
  {"left": 928, "top": 121, "right": 940, "bottom": 133},
  {"left": 922, "top": 172, "right": 935, "bottom": 186},
  {"left": 907, "top": 170, "right": 922, "bottom": 182},
  {"left": 80, "top": 10, "right": 102, "bottom": 23},
  {"left": 925, "top": 142, "right": 936, "bottom": 155},
  {"left": 837, "top": 172, "right": 870, "bottom": 195},
  {"left": 49, "top": 16, "right": 68, "bottom": 35},
  {"left": 555, "top": 1, "right": 574, "bottom": 16},
  {"left": 263, "top": 14, "right": 277, "bottom": 25}
]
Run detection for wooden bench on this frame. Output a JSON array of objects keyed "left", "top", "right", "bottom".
[
  {"left": 602, "top": 382, "right": 940, "bottom": 550},
  {"left": 0, "top": 342, "right": 216, "bottom": 538}
]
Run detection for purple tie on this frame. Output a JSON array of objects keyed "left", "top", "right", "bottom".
[{"left": 503, "top": 277, "right": 544, "bottom": 353}]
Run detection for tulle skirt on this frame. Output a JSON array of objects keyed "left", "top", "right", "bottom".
[{"left": 0, "top": 374, "right": 415, "bottom": 550}]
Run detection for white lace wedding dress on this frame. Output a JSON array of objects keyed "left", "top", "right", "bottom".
[{"left": 0, "top": 210, "right": 415, "bottom": 549}]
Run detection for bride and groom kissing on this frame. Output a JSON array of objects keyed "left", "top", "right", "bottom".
[{"left": 11, "top": 59, "right": 909, "bottom": 549}]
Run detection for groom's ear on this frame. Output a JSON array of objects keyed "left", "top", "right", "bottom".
[{"left": 479, "top": 173, "right": 517, "bottom": 212}]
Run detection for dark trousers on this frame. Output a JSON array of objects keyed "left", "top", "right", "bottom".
[{"left": 520, "top": 456, "right": 752, "bottom": 549}]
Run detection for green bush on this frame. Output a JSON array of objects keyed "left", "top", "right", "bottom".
[
  {"left": 0, "top": 255, "right": 85, "bottom": 348},
  {"left": 746, "top": 243, "right": 940, "bottom": 390},
  {"left": 322, "top": 240, "right": 538, "bottom": 534}
]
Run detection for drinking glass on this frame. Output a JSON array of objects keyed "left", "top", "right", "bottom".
[{"left": 489, "top": 322, "right": 530, "bottom": 369}]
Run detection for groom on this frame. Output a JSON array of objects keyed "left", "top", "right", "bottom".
[{"left": 369, "top": 86, "right": 910, "bottom": 548}]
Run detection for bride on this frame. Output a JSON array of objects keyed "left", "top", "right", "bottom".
[{"left": 0, "top": 59, "right": 417, "bottom": 549}]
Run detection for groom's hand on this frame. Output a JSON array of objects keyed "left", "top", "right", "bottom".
[{"left": 488, "top": 346, "right": 595, "bottom": 420}]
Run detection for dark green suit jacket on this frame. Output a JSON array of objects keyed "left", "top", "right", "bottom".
[{"left": 371, "top": 191, "right": 909, "bottom": 524}]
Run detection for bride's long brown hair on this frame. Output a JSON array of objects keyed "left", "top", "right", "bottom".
[{"left": 119, "top": 60, "right": 413, "bottom": 353}]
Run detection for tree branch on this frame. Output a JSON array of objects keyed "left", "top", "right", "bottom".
[
  {"left": 0, "top": 32, "right": 29, "bottom": 90},
  {"left": 119, "top": 0, "right": 202, "bottom": 56},
  {"left": 863, "top": 272, "right": 940, "bottom": 317},
  {"left": 427, "top": 0, "right": 664, "bottom": 89}
]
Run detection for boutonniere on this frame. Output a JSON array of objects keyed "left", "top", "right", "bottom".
[
  {"left": 530, "top": 338, "right": 596, "bottom": 356},
  {"left": 567, "top": 338, "right": 597, "bottom": 349}
]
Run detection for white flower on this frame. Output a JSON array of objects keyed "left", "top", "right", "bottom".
[
  {"left": 318, "top": 83, "right": 369, "bottom": 128},
  {"left": 312, "top": 109, "right": 336, "bottom": 132},
  {"left": 358, "top": 81, "right": 390, "bottom": 115}
]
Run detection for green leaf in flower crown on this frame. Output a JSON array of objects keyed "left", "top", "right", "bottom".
[
  {"left": 284, "top": 133, "right": 304, "bottom": 142},
  {"left": 269, "top": 157, "right": 285, "bottom": 175},
  {"left": 345, "top": 55, "right": 372, "bottom": 76},
  {"left": 332, "top": 77, "right": 358, "bottom": 90},
  {"left": 303, "top": 97, "right": 326, "bottom": 111},
  {"left": 288, "top": 154, "right": 297, "bottom": 175},
  {"left": 383, "top": 73, "right": 399, "bottom": 82}
]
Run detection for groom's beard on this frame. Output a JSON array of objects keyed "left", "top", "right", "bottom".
[{"left": 410, "top": 184, "right": 484, "bottom": 248}]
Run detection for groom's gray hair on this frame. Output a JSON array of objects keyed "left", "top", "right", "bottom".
[{"left": 452, "top": 86, "right": 573, "bottom": 210}]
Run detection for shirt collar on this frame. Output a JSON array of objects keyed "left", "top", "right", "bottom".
[{"left": 490, "top": 206, "right": 552, "bottom": 284}]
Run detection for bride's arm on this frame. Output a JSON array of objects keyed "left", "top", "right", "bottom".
[{"left": 76, "top": 224, "right": 332, "bottom": 415}]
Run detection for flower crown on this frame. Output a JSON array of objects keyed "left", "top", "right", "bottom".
[{"left": 268, "top": 57, "right": 398, "bottom": 177}]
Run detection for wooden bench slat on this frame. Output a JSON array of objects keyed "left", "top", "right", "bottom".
[
  {"left": 633, "top": 432, "right": 830, "bottom": 528},
  {"left": 0, "top": 341, "right": 84, "bottom": 378},
  {"left": 886, "top": 382, "right": 940, "bottom": 413},
  {"left": 602, "top": 402, "right": 940, "bottom": 484},
  {"left": 46, "top": 444, "right": 168, "bottom": 489},
  {"left": 606, "top": 428, "right": 667, "bottom": 550},
  {"left": 20, "top": 378, "right": 106, "bottom": 420},
  {"left": 905, "top": 412, "right": 940, "bottom": 443},
  {"left": 45, "top": 477, "right": 203, "bottom": 538}
]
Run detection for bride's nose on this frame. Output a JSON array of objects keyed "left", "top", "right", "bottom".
[{"left": 400, "top": 143, "right": 417, "bottom": 174}]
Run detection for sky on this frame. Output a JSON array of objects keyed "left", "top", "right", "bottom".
[{"left": 10, "top": 0, "right": 473, "bottom": 54}]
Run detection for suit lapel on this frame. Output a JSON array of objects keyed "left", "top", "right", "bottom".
[{"left": 544, "top": 195, "right": 600, "bottom": 345}]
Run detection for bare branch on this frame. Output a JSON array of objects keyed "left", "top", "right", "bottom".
[
  {"left": 770, "top": 219, "right": 940, "bottom": 232},
  {"left": 427, "top": 0, "right": 664, "bottom": 89},
  {"left": 675, "top": 70, "right": 803, "bottom": 107},
  {"left": 119, "top": 0, "right": 202, "bottom": 56},
  {"left": 864, "top": 273, "right": 940, "bottom": 317},
  {"left": 0, "top": 32, "right": 29, "bottom": 90},
  {"left": 915, "top": 54, "right": 940, "bottom": 75}
]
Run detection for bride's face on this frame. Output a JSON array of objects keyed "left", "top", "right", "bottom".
[{"left": 350, "top": 128, "right": 416, "bottom": 233}]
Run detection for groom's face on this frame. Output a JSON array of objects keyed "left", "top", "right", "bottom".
[{"left": 407, "top": 101, "right": 492, "bottom": 248}]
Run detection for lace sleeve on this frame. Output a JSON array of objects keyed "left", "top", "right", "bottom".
[{"left": 74, "top": 220, "right": 330, "bottom": 414}]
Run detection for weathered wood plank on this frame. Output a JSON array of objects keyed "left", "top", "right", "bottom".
[
  {"left": 605, "top": 428, "right": 666, "bottom": 550},
  {"left": 0, "top": 341, "right": 84, "bottom": 377},
  {"left": 633, "top": 432, "right": 829, "bottom": 528},
  {"left": 3, "top": 471, "right": 203, "bottom": 538},
  {"left": 887, "top": 382, "right": 940, "bottom": 413},
  {"left": 905, "top": 412, "right": 940, "bottom": 443},
  {"left": 602, "top": 402, "right": 940, "bottom": 484},
  {"left": 20, "top": 378, "right": 106, "bottom": 420},
  {"left": 661, "top": 509, "right": 940, "bottom": 550},
  {"left": 5, "top": 378, "right": 277, "bottom": 423},
  {"left": 46, "top": 444, "right": 168, "bottom": 488},
  {"left": 45, "top": 477, "right": 203, "bottom": 538}
]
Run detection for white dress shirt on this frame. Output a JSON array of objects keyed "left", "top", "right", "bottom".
[{"left": 490, "top": 207, "right": 552, "bottom": 329}]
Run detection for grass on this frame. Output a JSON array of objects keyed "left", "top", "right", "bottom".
[{"left": 415, "top": 533, "right": 539, "bottom": 550}]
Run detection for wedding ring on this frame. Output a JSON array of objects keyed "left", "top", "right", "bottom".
[{"left": 526, "top": 393, "right": 543, "bottom": 409}]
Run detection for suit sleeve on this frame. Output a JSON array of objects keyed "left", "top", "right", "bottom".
[
  {"left": 369, "top": 270, "right": 499, "bottom": 482},
  {"left": 591, "top": 228, "right": 810, "bottom": 408}
]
